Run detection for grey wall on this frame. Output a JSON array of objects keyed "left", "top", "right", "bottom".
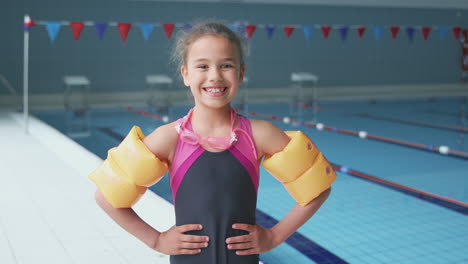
[{"left": 1, "top": 0, "right": 467, "bottom": 95}]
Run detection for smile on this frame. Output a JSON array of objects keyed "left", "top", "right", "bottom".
[{"left": 203, "top": 87, "right": 227, "bottom": 97}]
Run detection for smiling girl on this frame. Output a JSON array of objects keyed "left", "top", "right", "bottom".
[{"left": 91, "top": 20, "right": 334, "bottom": 264}]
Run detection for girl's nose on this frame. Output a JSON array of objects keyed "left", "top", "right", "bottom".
[{"left": 208, "top": 68, "right": 223, "bottom": 82}]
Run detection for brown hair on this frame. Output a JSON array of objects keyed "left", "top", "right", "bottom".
[{"left": 172, "top": 20, "right": 247, "bottom": 69}]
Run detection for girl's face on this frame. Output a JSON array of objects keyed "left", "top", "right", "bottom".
[{"left": 181, "top": 35, "right": 245, "bottom": 110}]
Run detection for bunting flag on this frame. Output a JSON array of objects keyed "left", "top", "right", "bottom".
[
  {"left": 45, "top": 22, "right": 61, "bottom": 43},
  {"left": 284, "top": 26, "right": 295, "bottom": 39},
  {"left": 24, "top": 16, "right": 36, "bottom": 32},
  {"left": 422, "top": 27, "right": 431, "bottom": 41},
  {"left": 118, "top": 23, "right": 132, "bottom": 43},
  {"left": 163, "top": 24, "right": 175, "bottom": 39},
  {"left": 183, "top": 24, "right": 192, "bottom": 32},
  {"left": 139, "top": 23, "right": 154, "bottom": 41},
  {"left": 406, "top": 27, "right": 415, "bottom": 41},
  {"left": 26, "top": 16, "right": 467, "bottom": 44},
  {"left": 70, "top": 22, "right": 84, "bottom": 41},
  {"left": 390, "top": 26, "right": 400, "bottom": 40},
  {"left": 95, "top": 23, "right": 107, "bottom": 40},
  {"left": 236, "top": 24, "right": 247, "bottom": 38},
  {"left": 266, "top": 25, "right": 275, "bottom": 39},
  {"left": 303, "top": 25, "right": 313, "bottom": 41},
  {"left": 374, "top": 26, "right": 383, "bottom": 40},
  {"left": 339, "top": 26, "right": 349, "bottom": 41},
  {"left": 357, "top": 27, "right": 366, "bottom": 39},
  {"left": 453, "top": 27, "right": 462, "bottom": 40},
  {"left": 245, "top": 25, "right": 256, "bottom": 40},
  {"left": 228, "top": 24, "right": 237, "bottom": 33},
  {"left": 321, "top": 26, "right": 331, "bottom": 40},
  {"left": 438, "top": 26, "right": 448, "bottom": 40}
]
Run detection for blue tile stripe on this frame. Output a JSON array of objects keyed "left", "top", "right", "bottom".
[
  {"left": 256, "top": 210, "right": 349, "bottom": 264},
  {"left": 100, "top": 127, "right": 348, "bottom": 264}
]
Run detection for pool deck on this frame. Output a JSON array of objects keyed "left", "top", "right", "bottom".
[{"left": 0, "top": 111, "right": 174, "bottom": 264}]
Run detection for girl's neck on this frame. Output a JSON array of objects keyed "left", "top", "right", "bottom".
[{"left": 191, "top": 105, "right": 233, "bottom": 136}]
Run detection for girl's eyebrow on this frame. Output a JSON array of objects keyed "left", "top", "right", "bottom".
[{"left": 193, "top": 58, "right": 236, "bottom": 63}]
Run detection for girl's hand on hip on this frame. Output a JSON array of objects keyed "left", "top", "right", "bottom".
[
  {"left": 226, "top": 223, "right": 279, "bottom": 255},
  {"left": 154, "top": 224, "right": 209, "bottom": 255}
]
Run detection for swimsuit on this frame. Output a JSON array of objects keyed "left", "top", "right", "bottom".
[{"left": 169, "top": 111, "right": 259, "bottom": 264}]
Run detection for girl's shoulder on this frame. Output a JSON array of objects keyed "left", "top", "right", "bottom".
[
  {"left": 142, "top": 121, "right": 179, "bottom": 164},
  {"left": 248, "top": 118, "right": 290, "bottom": 158}
]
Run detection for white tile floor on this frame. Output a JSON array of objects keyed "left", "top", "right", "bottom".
[{"left": 0, "top": 112, "right": 175, "bottom": 264}]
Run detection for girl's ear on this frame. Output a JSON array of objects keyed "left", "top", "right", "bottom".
[
  {"left": 239, "top": 64, "right": 246, "bottom": 83},
  {"left": 181, "top": 65, "right": 190, "bottom": 87}
]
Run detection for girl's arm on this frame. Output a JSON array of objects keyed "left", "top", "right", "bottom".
[
  {"left": 258, "top": 120, "right": 332, "bottom": 246},
  {"left": 95, "top": 189, "right": 161, "bottom": 248},
  {"left": 227, "top": 120, "right": 331, "bottom": 255},
  {"left": 268, "top": 187, "right": 331, "bottom": 247},
  {"left": 94, "top": 123, "right": 209, "bottom": 255}
]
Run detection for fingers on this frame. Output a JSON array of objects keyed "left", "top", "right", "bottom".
[
  {"left": 226, "top": 234, "right": 252, "bottom": 244},
  {"left": 181, "top": 242, "right": 209, "bottom": 249},
  {"left": 235, "top": 248, "right": 258, "bottom": 256},
  {"left": 179, "top": 249, "right": 202, "bottom": 255},
  {"left": 178, "top": 224, "right": 203, "bottom": 233},
  {"left": 182, "top": 234, "right": 210, "bottom": 243},
  {"left": 227, "top": 242, "right": 254, "bottom": 250},
  {"left": 162, "top": 224, "right": 210, "bottom": 255},
  {"left": 232, "top": 223, "right": 254, "bottom": 232},
  {"left": 178, "top": 224, "right": 210, "bottom": 243}
]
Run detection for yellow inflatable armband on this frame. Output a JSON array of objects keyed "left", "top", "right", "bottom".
[
  {"left": 88, "top": 126, "right": 168, "bottom": 208},
  {"left": 262, "top": 131, "right": 336, "bottom": 206}
]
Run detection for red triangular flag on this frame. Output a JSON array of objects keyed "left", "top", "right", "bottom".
[
  {"left": 245, "top": 25, "right": 256, "bottom": 40},
  {"left": 24, "top": 16, "right": 36, "bottom": 27},
  {"left": 390, "top": 26, "right": 400, "bottom": 40},
  {"left": 422, "top": 27, "right": 431, "bottom": 41},
  {"left": 321, "top": 26, "right": 331, "bottom": 40},
  {"left": 453, "top": 27, "right": 462, "bottom": 40},
  {"left": 163, "top": 24, "right": 175, "bottom": 39},
  {"left": 70, "top": 22, "right": 84, "bottom": 41},
  {"left": 357, "top": 26, "right": 366, "bottom": 39},
  {"left": 284, "top": 26, "right": 295, "bottom": 39},
  {"left": 118, "top": 23, "right": 132, "bottom": 43}
]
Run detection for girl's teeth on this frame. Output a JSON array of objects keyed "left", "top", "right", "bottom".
[{"left": 207, "top": 88, "right": 223, "bottom": 92}]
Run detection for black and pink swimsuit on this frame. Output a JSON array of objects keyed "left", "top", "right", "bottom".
[{"left": 169, "top": 112, "right": 259, "bottom": 264}]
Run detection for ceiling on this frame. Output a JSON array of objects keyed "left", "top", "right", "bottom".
[{"left": 129, "top": 0, "right": 468, "bottom": 10}]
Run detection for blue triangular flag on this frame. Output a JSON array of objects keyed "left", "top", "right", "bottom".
[
  {"left": 183, "top": 24, "right": 192, "bottom": 32},
  {"left": 303, "top": 26, "right": 313, "bottom": 41},
  {"left": 339, "top": 26, "right": 349, "bottom": 41},
  {"left": 266, "top": 25, "right": 275, "bottom": 39},
  {"left": 95, "top": 23, "right": 107, "bottom": 40},
  {"left": 374, "top": 26, "right": 383, "bottom": 40},
  {"left": 236, "top": 23, "right": 246, "bottom": 38},
  {"left": 45, "top": 22, "right": 61, "bottom": 43},
  {"left": 228, "top": 24, "right": 237, "bottom": 32},
  {"left": 139, "top": 23, "right": 154, "bottom": 41},
  {"left": 406, "top": 27, "right": 415, "bottom": 42},
  {"left": 438, "top": 26, "right": 448, "bottom": 40}
]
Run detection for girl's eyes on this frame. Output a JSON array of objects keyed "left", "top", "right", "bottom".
[{"left": 196, "top": 64, "right": 234, "bottom": 69}]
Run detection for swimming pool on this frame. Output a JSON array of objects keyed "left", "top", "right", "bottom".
[{"left": 34, "top": 97, "right": 468, "bottom": 264}]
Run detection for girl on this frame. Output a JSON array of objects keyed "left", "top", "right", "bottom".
[{"left": 94, "top": 21, "right": 331, "bottom": 264}]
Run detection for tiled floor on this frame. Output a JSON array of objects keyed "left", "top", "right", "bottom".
[{"left": 0, "top": 112, "right": 174, "bottom": 264}]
